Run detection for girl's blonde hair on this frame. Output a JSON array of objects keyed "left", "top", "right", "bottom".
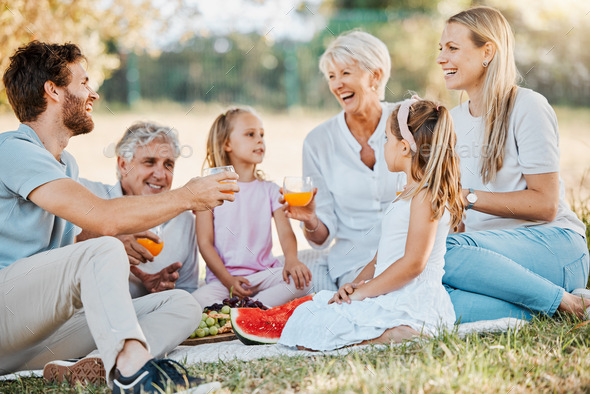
[
  {"left": 204, "top": 106, "right": 265, "bottom": 181},
  {"left": 448, "top": 6, "right": 521, "bottom": 183},
  {"left": 390, "top": 100, "right": 464, "bottom": 230}
]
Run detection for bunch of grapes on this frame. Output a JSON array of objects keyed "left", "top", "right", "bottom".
[
  {"left": 205, "top": 296, "right": 268, "bottom": 312},
  {"left": 189, "top": 311, "right": 229, "bottom": 338}
]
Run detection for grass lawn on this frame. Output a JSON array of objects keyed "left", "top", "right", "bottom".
[{"left": 2, "top": 314, "right": 589, "bottom": 393}]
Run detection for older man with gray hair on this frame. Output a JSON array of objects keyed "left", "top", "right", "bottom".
[{"left": 78, "top": 122, "right": 199, "bottom": 297}]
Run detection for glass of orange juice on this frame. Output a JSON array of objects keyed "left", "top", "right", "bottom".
[
  {"left": 202, "top": 165, "right": 236, "bottom": 194},
  {"left": 283, "top": 176, "right": 313, "bottom": 206},
  {"left": 137, "top": 225, "right": 164, "bottom": 257}
]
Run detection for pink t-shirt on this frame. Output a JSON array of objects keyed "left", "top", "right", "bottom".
[{"left": 206, "top": 179, "right": 283, "bottom": 283}]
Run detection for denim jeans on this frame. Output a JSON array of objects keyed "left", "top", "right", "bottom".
[{"left": 444, "top": 226, "right": 589, "bottom": 323}]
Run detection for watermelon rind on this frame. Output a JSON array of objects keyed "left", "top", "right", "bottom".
[{"left": 230, "top": 308, "right": 279, "bottom": 346}]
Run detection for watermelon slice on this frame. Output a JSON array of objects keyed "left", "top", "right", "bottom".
[{"left": 231, "top": 294, "right": 314, "bottom": 345}]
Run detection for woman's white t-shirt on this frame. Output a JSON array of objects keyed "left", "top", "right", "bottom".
[{"left": 452, "top": 87, "right": 585, "bottom": 236}]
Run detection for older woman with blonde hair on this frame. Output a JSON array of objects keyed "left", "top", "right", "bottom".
[
  {"left": 437, "top": 6, "right": 589, "bottom": 322},
  {"left": 284, "top": 31, "right": 405, "bottom": 291}
]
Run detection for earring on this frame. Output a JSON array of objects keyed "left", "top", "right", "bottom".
[
  {"left": 371, "top": 85, "right": 376, "bottom": 91},
  {"left": 483, "top": 61, "right": 489, "bottom": 68}
]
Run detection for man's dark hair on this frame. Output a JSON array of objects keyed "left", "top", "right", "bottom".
[{"left": 2, "top": 41, "right": 85, "bottom": 122}]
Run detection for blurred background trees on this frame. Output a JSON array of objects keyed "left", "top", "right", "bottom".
[{"left": 1, "top": 0, "right": 589, "bottom": 111}]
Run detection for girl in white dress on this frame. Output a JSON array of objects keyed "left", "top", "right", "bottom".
[{"left": 279, "top": 98, "right": 464, "bottom": 350}]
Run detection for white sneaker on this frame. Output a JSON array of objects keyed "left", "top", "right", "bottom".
[{"left": 572, "top": 288, "right": 590, "bottom": 320}]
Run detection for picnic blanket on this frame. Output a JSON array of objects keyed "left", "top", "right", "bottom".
[{"left": 0, "top": 317, "right": 526, "bottom": 381}]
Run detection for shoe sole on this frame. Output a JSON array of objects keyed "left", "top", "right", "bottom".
[{"left": 43, "top": 357, "right": 106, "bottom": 386}]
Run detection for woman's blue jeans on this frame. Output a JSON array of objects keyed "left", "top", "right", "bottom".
[{"left": 444, "top": 226, "right": 589, "bottom": 323}]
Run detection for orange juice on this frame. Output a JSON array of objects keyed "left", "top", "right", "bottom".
[
  {"left": 137, "top": 238, "right": 164, "bottom": 256},
  {"left": 220, "top": 180, "right": 236, "bottom": 194},
  {"left": 284, "top": 192, "right": 313, "bottom": 206}
]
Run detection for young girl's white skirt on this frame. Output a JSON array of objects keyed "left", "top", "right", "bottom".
[{"left": 278, "top": 276, "right": 456, "bottom": 351}]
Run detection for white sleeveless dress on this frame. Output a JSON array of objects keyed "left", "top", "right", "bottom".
[{"left": 279, "top": 197, "right": 456, "bottom": 350}]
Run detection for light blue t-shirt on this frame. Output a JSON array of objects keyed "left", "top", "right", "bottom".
[{"left": 0, "top": 124, "right": 78, "bottom": 269}]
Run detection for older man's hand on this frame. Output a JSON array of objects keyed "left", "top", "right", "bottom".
[
  {"left": 116, "top": 232, "right": 160, "bottom": 265},
  {"left": 130, "top": 262, "right": 182, "bottom": 293}
]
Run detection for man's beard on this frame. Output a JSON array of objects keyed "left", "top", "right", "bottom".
[{"left": 62, "top": 89, "right": 94, "bottom": 136}]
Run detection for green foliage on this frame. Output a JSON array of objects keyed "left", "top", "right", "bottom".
[
  {"left": 486, "top": 0, "right": 590, "bottom": 107},
  {"left": 102, "top": 9, "right": 454, "bottom": 109},
  {"left": 0, "top": 0, "right": 162, "bottom": 92},
  {"left": 326, "top": 0, "right": 441, "bottom": 12},
  {"left": 4, "top": 1, "right": 590, "bottom": 111},
  {"left": 100, "top": 1, "right": 590, "bottom": 110}
]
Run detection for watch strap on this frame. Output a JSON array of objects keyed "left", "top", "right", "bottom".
[{"left": 466, "top": 188, "right": 475, "bottom": 210}]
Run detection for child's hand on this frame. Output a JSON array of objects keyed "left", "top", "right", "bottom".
[
  {"left": 225, "top": 276, "right": 257, "bottom": 298},
  {"left": 328, "top": 280, "right": 365, "bottom": 305},
  {"left": 283, "top": 260, "right": 312, "bottom": 290}
]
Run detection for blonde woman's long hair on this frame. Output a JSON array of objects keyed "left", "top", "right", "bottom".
[
  {"left": 448, "top": 6, "right": 521, "bottom": 183},
  {"left": 204, "top": 106, "right": 265, "bottom": 181},
  {"left": 390, "top": 100, "right": 464, "bottom": 230}
]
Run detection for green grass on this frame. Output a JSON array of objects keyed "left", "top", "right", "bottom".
[{"left": 2, "top": 314, "right": 590, "bottom": 393}]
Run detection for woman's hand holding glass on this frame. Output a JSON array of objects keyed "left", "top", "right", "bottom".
[{"left": 280, "top": 176, "right": 318, "bottom": 226}]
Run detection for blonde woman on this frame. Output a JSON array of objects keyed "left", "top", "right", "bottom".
[
  {"left": 437, "top": 6, "right": 589, "bottom": 322},
  {"left": 283, "top": 31, "right": 405, "bottom": 291}
]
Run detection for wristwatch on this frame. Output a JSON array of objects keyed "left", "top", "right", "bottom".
[{"left": 466, "top": 188, "right": 477, "bottom": 210}]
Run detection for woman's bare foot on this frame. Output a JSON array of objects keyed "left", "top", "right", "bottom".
[
  {"left": 295, "top": 325, "right": 424, "bottom": 351},
  {"left": 558, "top": 292, "right": 589, "bottom": 319},
  {"left": 359, "top": 325, "right": 423, "bottom": 345},
  {"left": 297, "top": 345, "right": 318, "bottom": 351}
]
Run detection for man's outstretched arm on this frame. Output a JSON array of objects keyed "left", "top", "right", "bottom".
[{"left": 28, "top": 172, "right": 238, "bottom": 236}]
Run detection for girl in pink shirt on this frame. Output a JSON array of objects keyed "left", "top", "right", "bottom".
[{"left": 192, "top": 107, "right": 312, "bottom": 308}]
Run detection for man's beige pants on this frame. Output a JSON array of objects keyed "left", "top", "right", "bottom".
[{"left": 0, "top": 237, "right": 201, "bottom": 382}]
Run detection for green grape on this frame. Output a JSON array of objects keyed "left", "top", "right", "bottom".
[
  {"left": 201, "top": 312, "right": 208, "bottom": 321},
  {"left": 206, "top": 317, "right": 215, "bottom": 327},
  {"left": 196, "top": 328, "right": 206, "bottom": 338},
  {"left": 199, "top": 320, "right": 207, "bottom": 329},
  {"left": 209, "top": 326, "right": 219, "bottom": 336},
  {"left": 220, "top": 305, "right": 231, "bottom": 314},
  {"left": 202, "top": 327, "right": 210, "bottom": 336},
  {"left": 218, "top": 319, "right": 227, "bottom": 327}
]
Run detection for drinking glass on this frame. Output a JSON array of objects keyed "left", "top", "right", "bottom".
[
  {"left": 283, "top": 176, "right": 313, "bottom": 206},
  {"left": 137, "top": 225, "right": 164, "bottom": 257},
  {"left": 202, "top": 165, "right": 237, "bottom": 194}
]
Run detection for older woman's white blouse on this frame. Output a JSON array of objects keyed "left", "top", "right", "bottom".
[{"left": 302, "top": 101, "right": 405, "bottom": 281}]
